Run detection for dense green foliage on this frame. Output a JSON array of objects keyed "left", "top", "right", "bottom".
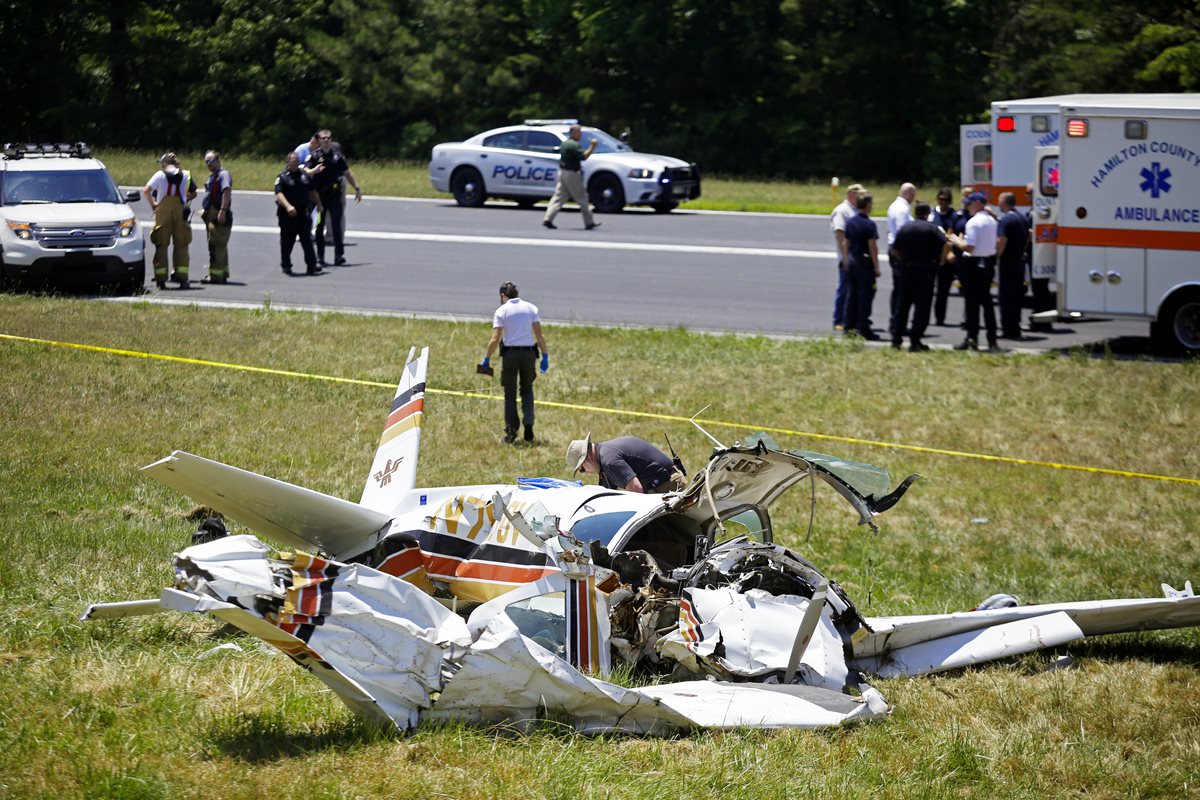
[{"left": 3, "top": 0, "right": 1197, "bottom": 181}]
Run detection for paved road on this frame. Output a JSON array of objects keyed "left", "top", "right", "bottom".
[{"left": 116, "top": 190, "right": 1148, "bottom": 352}]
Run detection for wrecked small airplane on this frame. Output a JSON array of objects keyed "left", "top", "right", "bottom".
[{"left": 84, "top": 347, "right": 1200, "bottom": 733}]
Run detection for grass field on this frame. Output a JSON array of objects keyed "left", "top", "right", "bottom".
[
  {"left": 97, "top": 149, "right": 933, "bottom": 216},
  {"left": 2, "top": 295, "right": 1199, "bottom": 799}
]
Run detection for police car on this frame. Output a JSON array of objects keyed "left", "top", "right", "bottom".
[
  {"left": 428, "top": 120, "right": 701, "bottom": 213},
  {"left": 0, "top": 143, "right": 144, "bottom": 291}
]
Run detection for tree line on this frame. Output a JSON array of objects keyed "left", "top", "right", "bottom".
[{"left": 4, "top": 0, "right": 1196, "bottom": 182}]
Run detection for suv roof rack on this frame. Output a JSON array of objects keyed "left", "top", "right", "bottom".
[
  {"left": 2, "top": 142, "right": 93, "bottom": 160},
  {"left": 522, "top": 119, "right": 579, "bottom": 127}
]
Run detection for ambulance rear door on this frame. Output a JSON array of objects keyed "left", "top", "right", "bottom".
[
  {"left": 959, "top": 124, "right": 991, "bottom": 193},
  {"left": 1032, "top": 145, "right": 1060, "bottom": 288}
]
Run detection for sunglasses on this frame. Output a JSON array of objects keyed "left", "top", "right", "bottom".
[{"left": 205, "top": 158, "right": 217, "bottom": 165}]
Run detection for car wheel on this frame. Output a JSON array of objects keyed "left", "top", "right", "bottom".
[
  {"left": 651, "top": 201, "right": 678, "bottom": 214},
  {"left": 125, "top": 258, "right": 146, "bottom": 295},
  {"left": 515, "top": 197, "right": 538, "bottom": 209},
  {"left": 451, "top": 167, "right": 486, "bottom": 207},
  {"left": 1153, "top": 288, "right": 1200, "bottom": 357},
  {"left": 588, "top": 173, "right": 625, "bottom": 214}
]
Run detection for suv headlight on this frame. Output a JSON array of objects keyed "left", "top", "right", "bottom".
[
  {"left": 118, "top": 218, "right": 137, "bottom": 238},
  {"left": 6, "top": 221, "right": 33, "bottom": 240},
  {"left": 627, "top": 168, "right": 654, "bottom": 179}
]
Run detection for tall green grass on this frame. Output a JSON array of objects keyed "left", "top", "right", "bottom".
[{"left": 1, "top": 295, "right": 1197, "bottom": 799}]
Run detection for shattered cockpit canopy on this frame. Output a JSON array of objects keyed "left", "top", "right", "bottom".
[{"left": 671, "top": 433, "right": 920, "bottom": 534}]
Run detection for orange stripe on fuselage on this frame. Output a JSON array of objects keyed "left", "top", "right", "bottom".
[
  {"left": 1058, "top": 227, "right": 1200, "bottom": 250},
  {"left": 386, "top": 396, "right": 424, "bottom": 428}
]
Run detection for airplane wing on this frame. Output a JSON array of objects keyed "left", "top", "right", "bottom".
[
  {"left": 360, "top": 346, "right": 428, "bottom": 513},
  {"left": 852, "top": 586, "right": 1200, "bottom": 677},
  {"left": 142, "top": 451, "right": 391, "bottom": 554}
]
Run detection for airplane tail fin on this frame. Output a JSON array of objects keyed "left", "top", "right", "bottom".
[{"left": 360, "top": 346, "right": 428, "bottom": 512}]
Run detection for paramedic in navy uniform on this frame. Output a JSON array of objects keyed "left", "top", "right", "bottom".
[
  {"left": 843, "top": 192, "right": 881, "bottom": 340},
  {"left": 892, "top": 201, "right": 950, "bottom": 352},
  {"left": 995, "top": 191, "right": 1029, "bottom": 340}
]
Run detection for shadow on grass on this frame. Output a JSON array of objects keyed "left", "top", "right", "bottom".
[
  {"left": 1016, "top": 632, "right": 1200, "bottom": 673},
  {"left": 205, "top": 709, "right": 396, "bottom": 761}
]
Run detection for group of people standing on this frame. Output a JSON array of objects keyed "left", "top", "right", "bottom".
[
  {"left": 140, "top": 129, "right": 363, "bottom": 286},
  {"left": 142, "top": 150, "right": 231, "bottom": 289},
  {"left": 275, "top": 129, "right": 363, "bottom": 275},
  {"left": 831, "top": 182, "right": 1035, "bottom": 352}
]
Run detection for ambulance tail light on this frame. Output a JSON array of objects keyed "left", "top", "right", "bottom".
[
  {"left": 1066, "top": 118, "right": 1089, "bottom": 138},
  {"left": 996, "top": 116, "right": 1016, "bottom": 133}
]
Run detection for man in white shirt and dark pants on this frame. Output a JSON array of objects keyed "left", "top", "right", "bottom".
[
  {"left": 830, "top": 183, "right": 864, "bottom": 331},
  {"left": 947, "top": 192, "right": 999, "bottom": 351},
  {"left": 480, "top": 281, "right": 550, "bottom": 443},
  {"left": 887, "top": 183, "right": 917, "bottom": 336}
]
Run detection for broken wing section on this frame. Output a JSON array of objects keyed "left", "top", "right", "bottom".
[
  {"left": 142, "top": 451, "right": 391, "bottom": 554},
  {"left": 853, "top": 585, "right": 1200, "bottom": 677},
  {"left": 359, "top": 346, "right": 428, "bottom": 513}
]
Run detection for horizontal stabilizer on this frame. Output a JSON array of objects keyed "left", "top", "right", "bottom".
[{"left": 142, "top": 451, "right": 391, "bottom": 556}]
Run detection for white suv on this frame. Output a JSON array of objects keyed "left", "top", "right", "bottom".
[{"left": 0, "top": 143, "right": 144, "bottom": 291}]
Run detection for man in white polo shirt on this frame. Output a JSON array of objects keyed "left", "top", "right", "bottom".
[
  {"left": 886, "top": 182, "right": 916, "bottom": 336},
  {"left": 480, "top": 281, "right": 550, "bottom": 443},
  {"left": 948, "top": 192, "right": 999, "bottom": 351},
  {"left": 829, "top": 183, "right": 864, "bottom": 331}
]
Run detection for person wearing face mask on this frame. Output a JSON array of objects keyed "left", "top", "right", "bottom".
[{"left": 142, "top": 152, "right": 197, "bottom": 289}]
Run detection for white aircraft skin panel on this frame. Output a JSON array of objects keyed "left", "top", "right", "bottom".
[
  {"left": 858, "top": 612, "right": 1085, "bottom": 678},
  {"left": 857, "top": 595, "right": 1200, "bottom": 658}
]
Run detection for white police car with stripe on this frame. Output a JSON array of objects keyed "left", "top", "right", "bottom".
[{"left": 428, "top": 120, "right": 700, "bottom": 214}]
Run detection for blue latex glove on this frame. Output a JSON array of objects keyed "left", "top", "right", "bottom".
[
  {"left": 480, "top": 356, "right": 490, "bottom": 369},
  {"left": 540, "top": 353, "right": 550, "bottom": 373}
]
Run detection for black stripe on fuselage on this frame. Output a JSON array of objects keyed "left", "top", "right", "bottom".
[{"left": 391, "top": 382, "right": 427, "bottom": 413}]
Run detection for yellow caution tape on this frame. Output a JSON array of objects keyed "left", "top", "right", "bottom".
[{"left": 3, "top": 332, "right": 1198, "bottom": 487}]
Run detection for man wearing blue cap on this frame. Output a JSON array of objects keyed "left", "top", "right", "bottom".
[{"left": 947, "top": 192, "right": 999, "bottom": 351}]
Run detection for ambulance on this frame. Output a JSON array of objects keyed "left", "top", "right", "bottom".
[
  {"left": 961, "top": 94, "right": 1189, "bottom": 208},
  {"left": 1030, "top": 95, "right": 1200, "bottom": 354}
]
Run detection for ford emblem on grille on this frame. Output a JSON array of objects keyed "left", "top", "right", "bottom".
[{"left": 69, "top": 229, "right": 86, "bottom": 237}]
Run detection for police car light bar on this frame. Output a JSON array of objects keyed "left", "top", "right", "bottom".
[
  {"left": 996, "top": 116, "right": 1016, "bottom": 132},
  {"left": 523, "top": 119, "right": 579, "bottom": 126},
  {"left": 1, "top": 142, "right": 92, "bottom": 159},
  {"left": 1066, "top": 118, "right": 1089, "bottom": 138}
]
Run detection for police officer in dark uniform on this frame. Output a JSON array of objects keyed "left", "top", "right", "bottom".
[
  {"left": 892, "top": 201, "right": 950, "bottom": 351},
  {"left": 306, "top": 128, "right": 362, "bottom": 266},
  {"left": 843, "top": 192, "right": 881, "bottom": 340},
  {"left": 928, "top": 187, "right": 959, "bottom": 326},
  {"left": 995, "top": 192, "right": 1029, "bottom": 340},
  {"left": 274, "top": 152, "right": 323, "bottom": 275}
]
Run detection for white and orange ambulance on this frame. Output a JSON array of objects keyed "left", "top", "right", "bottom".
[{"left": 1030, "top": 95, "right": 1200, "bottom": 354}]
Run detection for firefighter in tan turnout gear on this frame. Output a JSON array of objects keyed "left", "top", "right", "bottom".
[{"left": 142, "top": 152, "right": 197, "bottom": 289}]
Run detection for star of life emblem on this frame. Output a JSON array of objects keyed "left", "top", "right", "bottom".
[{"left": 1139, "top": 162, "right": 1172, "bottom": 198}]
